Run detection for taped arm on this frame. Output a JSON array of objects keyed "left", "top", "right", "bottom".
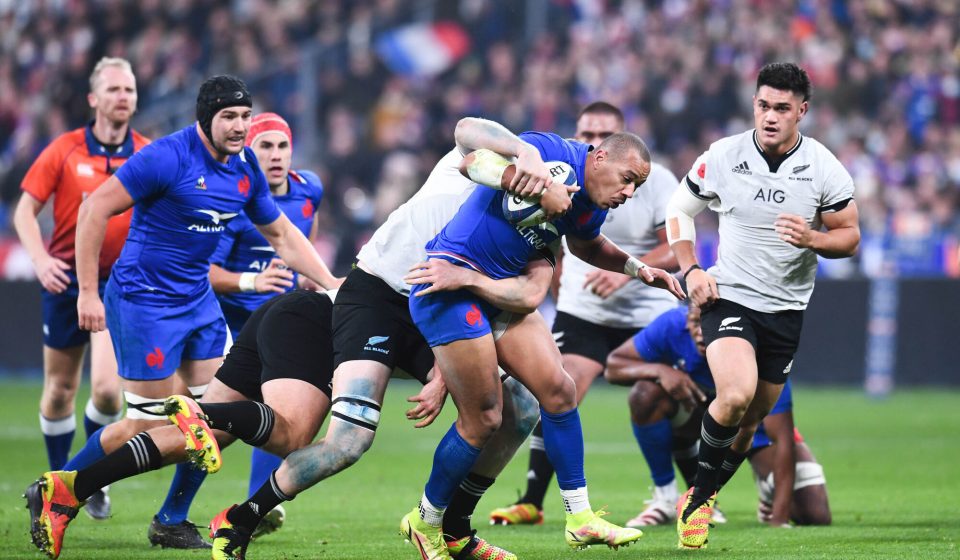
[{"left": 665, "top": 183, "right": 710, "bottom": 272}]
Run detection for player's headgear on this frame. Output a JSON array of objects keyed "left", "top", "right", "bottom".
[
  {"left": 246, "top": 112, "right": 293, "bottom": 148},
  {"left": 196, "top": 75, "right": 252, "bottom": 142}
]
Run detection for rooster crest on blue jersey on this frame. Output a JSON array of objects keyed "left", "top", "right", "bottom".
[{"left": 501, "top": 160, "right": 578, "bottom": 227}]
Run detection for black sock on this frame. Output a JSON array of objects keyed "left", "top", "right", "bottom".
[
  {"left": 691, "top": 411, "right": 738, "bottom": 503},
  {"left": 200, "top": 401, "right": 275, "bottom": 447},
  {"left": 518, "top": 421, "right": 552, "bottom": 509},
  {"left": 443, "top": 472, "right": 495, "bottom": 539},
  {"left": 716, "top": 450, "right": 748, "bottom": 489},
  {"left": 226, "top": 470, "right": 293, "bottom": 533},
  {"left": 74, "top": 432, "right": 162, "bottom": 501},
  {"left": 672, "top": 436, "right": 700, "bottom": 489}
]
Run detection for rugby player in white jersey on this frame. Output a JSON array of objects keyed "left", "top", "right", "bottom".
[
  {"left": 206, "top": 118, "right": 561, "bottom": 560},
  {"left": 489, "top": 102, "right": 682, "bottom": 526},
  {"left": 667, "top": 62, "right": 859, "bottom": 549}
]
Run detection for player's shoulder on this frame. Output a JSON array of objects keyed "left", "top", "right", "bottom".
[
  {"left": 799, "top": 134, "right": 844, "bottom": 168},
  {"left": 646, "top": 305, "right": 687, "bottom": 336},
  {"left": 290, "top": 169, "right": 323, "bottom": 189}
]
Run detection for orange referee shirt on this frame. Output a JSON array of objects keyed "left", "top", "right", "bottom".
[{"left": 21, "top": 124, "right": 149, "bottom": 279}]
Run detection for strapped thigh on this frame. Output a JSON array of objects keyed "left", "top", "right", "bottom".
[{"left": 123, "top": 391, "right": 168, "bottom": 420}]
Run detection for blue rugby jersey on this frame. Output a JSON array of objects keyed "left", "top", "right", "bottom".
[
  {"left": 112, "top": 125, "right": 280, "bottom": 304},
  {"left": 425, "top": 132, "right": 606, "bottom": 279},
  {"left": 211, "top": 169, "right": 323, "bottom": 312}
]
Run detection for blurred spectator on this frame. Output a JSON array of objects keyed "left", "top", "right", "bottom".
[{"left": 0, "top": 0, "right": 957, "bottom": 278}]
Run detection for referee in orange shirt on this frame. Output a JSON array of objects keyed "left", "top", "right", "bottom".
[{"left": 13, "top": 57, "right": 149, "bottom": 520}]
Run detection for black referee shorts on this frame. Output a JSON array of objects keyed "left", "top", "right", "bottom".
[
  {"left": 552, "top": 311, "right": 639, "bottom": 366},
  {"left": 700, "top": 299, "right": 803, "bottom": 384},
  {"left": 331, "top": 267, "right": 434, "bottom": 384},
  {"left": 215, "top": 290, "right": 334, "bottom": 401}
]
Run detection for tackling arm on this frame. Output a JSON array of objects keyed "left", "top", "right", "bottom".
[
  {"left": 405, "top": 258, "right": 553, "bottom": 315},
  {"left": 255, "top": 214, "right": 340, "bottom": 290}
]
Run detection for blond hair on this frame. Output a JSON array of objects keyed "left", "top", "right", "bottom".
[{"left": 89, "top": 57, "right": 135, "bottom": 92}]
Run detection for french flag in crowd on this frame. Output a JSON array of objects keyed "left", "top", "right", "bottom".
[{"left": 375, "top": 22, "right": 471, "bottom": 77}]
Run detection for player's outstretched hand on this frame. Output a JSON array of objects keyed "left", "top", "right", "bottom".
[
  {"left": 405, "top": 259, "right": 473, "bottom": 295},
  {"left": 659, "top": 368, "right": 708, "bottom": 412},
  {"left": 255, "top": 259, "right": 295, "bottom": 294},
  {"left": 77, "top": 291, "right": 106, "bottom": 332},
  {"left": 406, "top": 368, "right": 447, "bottom": 428},
  {"left": 539, "top": 181, "right": 579, "bottom": 221},
  {"left": 775, "top": 214, "right": 814, "bottom": 249},
  {"left": 510, "top": 144, "right": 553, "bottom": 197},
  {"left": 583, "top": 269, "right": 631, "bottom": 299},
  {"left": 685, "top": 268, "right": 719, "bottom": 307},
  {"left": 35, "top": 255, "right": 72, "bottom": 294},
  {"left": 636, "top": 266, "right": 686, "bottom": 301}
]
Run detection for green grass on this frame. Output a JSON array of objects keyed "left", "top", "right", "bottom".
[{"left": 0, "top": 381, "right": 958, "bottom": 559}]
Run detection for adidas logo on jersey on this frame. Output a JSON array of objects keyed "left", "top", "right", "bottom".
[{"left": 732, "top": 161, "right": 751, "bottom": 175}]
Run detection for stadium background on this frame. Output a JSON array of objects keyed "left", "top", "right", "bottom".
[
  {"left": 0, "top": 2, "right": 956, "bottom": 559},
  {"left": 0, "top": 0, "right": 955, "bottom": 386}
]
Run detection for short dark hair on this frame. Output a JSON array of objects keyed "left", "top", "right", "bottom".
[
  {"left": 598, "top": 132, "right": 650, "bottom": 163},
  {"left": 756, "top": 62, "right": 812, "bottom": 102},
  {"left": 578, "top": 101, "right": 624, "bottom": 125}
]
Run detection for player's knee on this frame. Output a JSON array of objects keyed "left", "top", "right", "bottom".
[
  {"left": 90, "top": 388, "right": 123, "bottom": 415},
  {"left": 501, "top": 380, "right": 540, "bottom": 438},
  {"left": 328, "top": 425, "right": 375, "bottom": 470},
  {"left": 539, "top": 370, "right": 577, "bottom": 414},
  {"left": 628, "top": 380, "right": 666, "bottom": 424},
  {"left": 714, "top": 389, "right": 752, "bottom": 419},
  {"left": 795, "top": 507, "right": 832, "bottom": 526}
]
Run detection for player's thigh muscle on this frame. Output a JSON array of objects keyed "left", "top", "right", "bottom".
[{"left": 496, "top": 311, "right": 574, "bottom": 413}]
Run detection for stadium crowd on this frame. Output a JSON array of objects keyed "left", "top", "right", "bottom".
[{"left": 0, "top": 0, "right": 957, "bottom": 276}]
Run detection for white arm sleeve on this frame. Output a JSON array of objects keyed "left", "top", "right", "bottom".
[{"left": 665, "top": 183, "right": 710, "bottom": 245}]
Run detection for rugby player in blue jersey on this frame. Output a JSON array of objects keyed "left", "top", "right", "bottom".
[
  {"left": 400, "top": 119, "right": 685, "bottom": 558},
  {"left": 605, "top": 305, "right": 831, "bottom": 528},
  {"left": 24, "top": 75, "right": 338, "bottom": 559}
]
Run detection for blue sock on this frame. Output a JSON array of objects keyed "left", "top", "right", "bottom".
[
  {"left": 423, "top": 423, "right": 481, "bottom": 508},
  {"left": 632, "top": 420, "right": 675, "bottom": 486},
  {"left": 249, "top": 448, "right": 283, "bottom": 497},
  {"left": 63, "top": 426, "right": 105, "bottom": 471},
  {"left": 157, "top": 463, "right": 208, "bottom": 525},
  {"left": 83, "top": 398, "right": 120, "bottom": 441},
  {"left": 40, "top": 413, "right": 76, "bottom": 471},
  {"left": 540, "top": 407, "right": 586, "bottom": 490}
]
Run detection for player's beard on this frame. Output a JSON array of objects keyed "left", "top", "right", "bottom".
[{"left": 213, "top": 135, "right": 246, "bottom": 157}]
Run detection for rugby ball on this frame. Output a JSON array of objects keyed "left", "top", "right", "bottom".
[{"left": 501, "top": 161, "right": 578, "bottom": 227}]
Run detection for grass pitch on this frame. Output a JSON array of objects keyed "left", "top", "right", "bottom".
[{"left": 0, "top": 380, "right": 957, "bottom": 559}]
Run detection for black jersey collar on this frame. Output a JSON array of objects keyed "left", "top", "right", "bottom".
[{"left": 752, "top": 130, "right": 802, "bottom": 173}]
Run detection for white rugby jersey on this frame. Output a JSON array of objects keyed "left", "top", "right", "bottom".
[
  {"left": 556, "top": 162, "right": 678, "bottom": 328},
  {"left": 685, "top": 130, "right": 854, "bottom": 312},
  {"left": 357, "top": 148, "right": 477, "bottom": 294}
]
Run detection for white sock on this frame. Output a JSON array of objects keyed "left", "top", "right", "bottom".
[
  {"left": 39, "top": 413, "right": 75, "bottom": 435},
  {"left": 418, "top": 493, "right": 445, "bottom": 526},
  {"left": 654, "top": 479, "right": 679, "bottom": 503},
  {"left": 560, "top": 487, "right": 591, "bottom": 515}
]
